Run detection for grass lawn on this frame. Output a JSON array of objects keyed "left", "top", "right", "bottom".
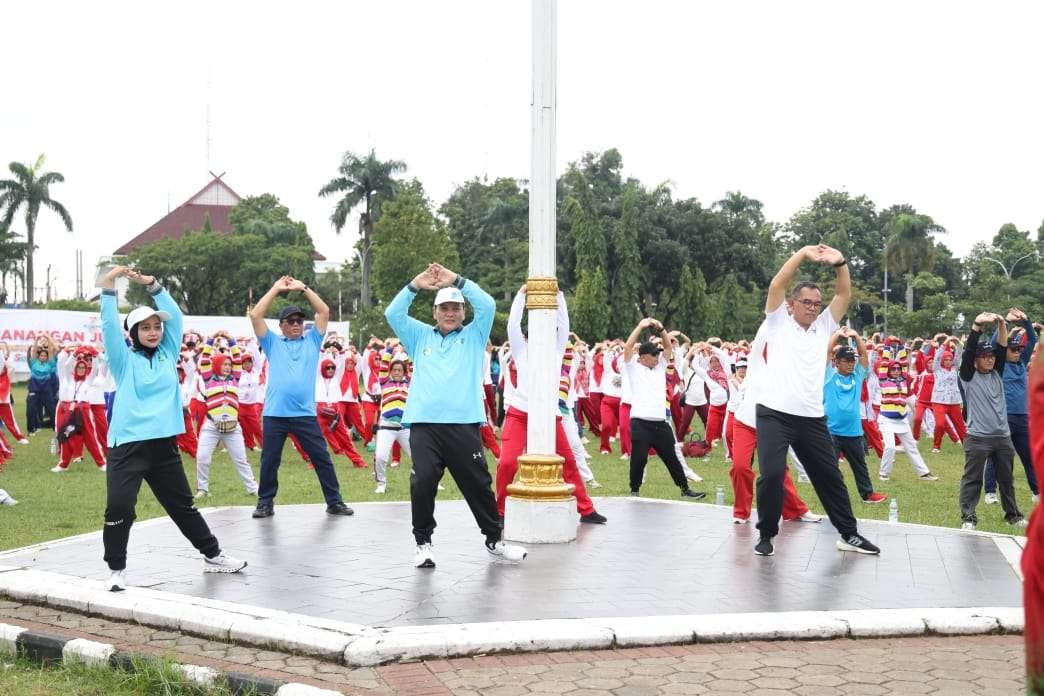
[
  {"left": 0, "top": 383, "right": 1035, "bottom": 554},
  {"left": 0, "top": 651, "right": 246, "bottom": 696}
]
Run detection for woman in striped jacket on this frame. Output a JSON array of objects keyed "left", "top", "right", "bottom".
[
  {"left": 373, "top": 348, "right": 412, "bottom": 494},
  {"left": 193, "top": 334, "right": 259, "bottom": 499},
  {"left": 877, "top": 360, "right": 937, "bottom": 482}
]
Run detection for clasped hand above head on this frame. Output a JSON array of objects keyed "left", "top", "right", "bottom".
[{"left": 411, "top": 263, "right": 459, "bottom": 291}]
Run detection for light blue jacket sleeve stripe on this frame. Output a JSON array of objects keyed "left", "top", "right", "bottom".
[
  {"left": 385, "top": 285, "right": 428, "bottom": 356},
  {"left": 100, "top": 291, "right": 129, "bottom": 382}
]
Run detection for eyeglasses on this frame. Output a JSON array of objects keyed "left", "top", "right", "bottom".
[
  {"left": 795, "top": 299, "right": 822, "bottom": 310},
  {"left": 283, "top": 318, "right": 304, "bottom": 325}
]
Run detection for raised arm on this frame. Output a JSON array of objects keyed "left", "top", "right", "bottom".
[
  {"left": 766, "top": 247, "right": 814, "bottom": 314},
  {"left": 507, "top": 287, "right": 528, "bottom": 374},
  {"left": 431, "top": 263, "right": 495, "bottom": 340},
  {"left": 286, "top": 277, "right": 329, "bottom": 335},
  {"left": 249, "top": 277, "right": 289, "bottom": 340},
  {"left": 99, "top": 266, "right": 134, "bottom": 380},
  {"left": 624, "top": 318, "right": 656, "bottom": 362},
  {"left": 385, "top": 265, "right": 440, "bottom": 354}
]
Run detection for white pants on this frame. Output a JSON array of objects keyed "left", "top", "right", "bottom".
[
  {"left": 561, "top": 412, "right": 595, "bottom": 482},
  {"left": 375, "top": 426, "right": 412, "bottom": 485},
  {"left": 878, "top": 415, "right": 929, "bottom": 476},
  {"left": 789, "top": 447, "right": 808, "bottom": 478},
  {"left": 196, "top": 420, "right": 258, "bottom": 493}
]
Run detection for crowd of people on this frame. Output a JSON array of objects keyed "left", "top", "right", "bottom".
[{"left": 0, "top": 254, "right": 1040, "bottom": 569}]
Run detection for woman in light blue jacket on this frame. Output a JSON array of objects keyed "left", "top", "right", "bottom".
[{"left": 99, "top": 266, "right": 246, "bottom": 592}]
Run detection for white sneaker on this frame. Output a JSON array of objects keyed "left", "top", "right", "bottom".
[
  {"left": 437, "top": 483, "right": 446, "bottom": 491},
  {"left": 108, "top": 569, "right": 126, "bottom": 592},
  {"left": 203, "top": 554, "right": 247, "bottom": 573},
  {"left": 685, "top": 472, "right": 703, "bottom": 483},
  {"left": 961, "top": 521, "right": 976, "bottom": 531},
  {"left": 797, "top": 474, "right": 811, "bottom": 483},
  {"left": 414, "top": 543, "right": 435, "bottom": 568},
  {"left": 587, "top": 479, "right": 602, "bottom": 489},
  {"left": 1011, "top": 518, "right": 1029, "bottom": 529},
  {"left": 878, "top": 474, "right": 890, "bottom": 481},
  {"left": 72, "top": 457, "right": 83, "bottom": 465},
  {"left": 99, "top": 464, "right": 107, "bottom": 472},
  {"left": 18, "top": 438, "right": 28, "bottom": 445},
  {"left": 581, "top": 437, "right": 590, "bottom": 445},
  {"left": 620, "top": 454, "right": 629, "bottom": 461},
  {"left": 931, "top": 448, "right": 941, "bottom": 454},
  {"left": 50, "top": 465, "right": 66, "bottom": 473},
  {"left": 1034, "top": 494, "right": 1040, "bottom": 504},
  {"left": 374, "top": 483, "right": 387, "bottom": 494},
  {"left": 486, "top": 540, "right": 527, "bottom": 562},
  {"left": 0, "top": 489, "right": 17, "bottom": 506},
  {"left": 609, "top": 436, "right": 617, "bottom": 443},
  {"left": 918, "top": 472, "right": 938, "bottom": 482},
  {"left": 390, "top": 460, "right": 400, "bottom": 468},
  {"left": 194, "top": 490, "right": 209, "bottom": 500},
  {"left": 798, "top": 511, "right": 824, "bottom": 523},
  {"left": 984, "top": 492, "right": 999, "bottom": 505},
  {"left": 733, "top": 516, "right": 749, "bottom": 525}
]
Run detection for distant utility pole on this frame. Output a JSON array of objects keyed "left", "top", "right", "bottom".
[
  {"left": 46, "top": 264, "right": 52, "bottom": 304},
  {"left": 75, "top": 249, "right": 84, "bottom": 299}
]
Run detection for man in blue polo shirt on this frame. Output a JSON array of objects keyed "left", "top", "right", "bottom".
[
  {"left": 386, "top": 262, "right": 525, "bottom": 569},
  {"left": 824, "top": 328, "right": 887, "bottom": 505},
  {"left": 249, "top": 276, "right": 352, "bottom": 519}
]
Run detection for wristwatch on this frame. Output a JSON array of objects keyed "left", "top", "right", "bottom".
[{"left": 833, "top": 258, "right": 848, "bottom": 268}]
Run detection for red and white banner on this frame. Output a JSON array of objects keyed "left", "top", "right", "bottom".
[{"left": 0, "top": 309, "right": 348, "bottom": 378}]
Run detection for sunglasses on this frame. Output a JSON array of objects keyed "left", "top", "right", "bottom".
[{"left": 282, "top": 318, "right": 304, "bottom": 325}]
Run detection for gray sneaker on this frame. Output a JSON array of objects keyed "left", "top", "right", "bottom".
[{"left": 203, "top": 554, "right": 248, "bottom": 573}]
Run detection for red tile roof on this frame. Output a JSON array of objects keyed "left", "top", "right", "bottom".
[{"left": 115, "top": 177, "right": 327, "bottom": 260}]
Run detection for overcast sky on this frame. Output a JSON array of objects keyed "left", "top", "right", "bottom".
[{"left": 2, "top": 0, "right": 1042, "bottom": 299}]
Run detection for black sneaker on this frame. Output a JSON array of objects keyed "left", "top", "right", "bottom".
[
  {"left": 251, "top": 503, "right": 274, "bottom": 519},
  {"left": 580, "top": 511, "right": 607, "bottom": 524},
  {"left": 326, "top": 502, "right": 355, "bottom": 516},
  {"left": 680, "top": 489, "right": 706, "bottom": 500},
  {"left": 836, "top": 533, "right": 880, "bottom": 555},
  {"left": 754, "top": 536, "right": 774, "bottom": 556}
]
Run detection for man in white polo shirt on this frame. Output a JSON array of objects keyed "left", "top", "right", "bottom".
[
  {"left": 623, "top": 317, "right": 706, "bottom": 500},
  {"left": 754, "top": 244, "right": 880, "bottom": 557}
]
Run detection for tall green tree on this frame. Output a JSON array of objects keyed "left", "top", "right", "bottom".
[
  {"left": 371, "top": 180, "right": 460, "bottom": 322},
  {"left": 318, "top": 149, "right": 406, "bottom": 308},
  {"left": 671, "top": 264, "right": 710, "bottom": 338},
  {"left": 572, "top": 266, "right": 610, "bottom": 341},
  {"left": 0, "top": 155, "right": 72, "bottom": 306},
  {"left": 883, "top": 212, "right": 942, "bottom": 311},
  {"left": 609, "top": 186, "right": 642, "bottom": 334}
]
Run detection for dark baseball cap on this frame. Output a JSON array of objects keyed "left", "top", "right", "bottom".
[
  {"left": 835, "top": 346, "right": 857, "bottom": 361},
  {"left": 278, "top": 306, "right": 306, "bottom": 322},
  {"left": 637, "top": 341, "right": 663, "bottom": 357},
  {"left": 975, "top": 342, "right": 997, "bottom": 356}
]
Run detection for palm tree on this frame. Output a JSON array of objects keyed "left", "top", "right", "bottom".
[
  {"left": 318, "top": 149, "right": 406, "bottom": 308},
  {"left": 883, "top": 213, "right": 942, "bottom": 312},
  {"left": 0, "top": 155, "right": 73, "bottom": 306},
  {"left": 0, "top": 221, "right": 27, "bottom": 304}
]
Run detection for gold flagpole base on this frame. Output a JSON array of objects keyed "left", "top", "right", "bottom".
[{"left": 506, "top": 453, "right": 576, "bottom": 501}]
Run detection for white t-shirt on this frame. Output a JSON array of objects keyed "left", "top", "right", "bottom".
[
  {"left": 756, "top": 304, "right": 839, "bottom": 417},
  {"left": 621, "top": 354, "right": 668, "bottom": 421},
  {"left": 601, "top": 351, "right": 623, "bottom": 398}
]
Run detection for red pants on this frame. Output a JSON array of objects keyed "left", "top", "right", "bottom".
[
  {"left": 724, "top": 411, "right": 736, "bottom": 457},
  {"left": 669, "top": 392, "right": 685, "bottom": 438},
  {"left": 238, "top": 402, "right": 263, "bottom": 449},
  {"left": 678, "top": 403, "right": 709, "bottom": 441},
  {"left": 619, "top": 402, "right": 632, "bottom": 456},
  {"left": 190, "top": 399, "right": 207, "bottom": 434},
  {"left": 481, "top": 423, "right": 501, "bottom": 458},
  {"left": 706, "top": 403, "right": 728, "bottom": 444},
  {"left": 289, "top": 434, "right": 310, "bottom": 464},
  {"left": 0, "top": 403, "right": 25, "bottom": 440},
  {"left": 361, "top": 398, "right": 379, "bottom": 440},
  {"left": 930, "top": 402, "right": 966, "bottom": 449},
  {"left": 89, "top": 404, "right": 109, "bottom": 455},
  {"left": 484, "top": 384, "right": 497, "bottom": 421},
  {"left": 730, "top": 420, "right": 809, "bottom": 521},
  {"left": 578, "top": 395, "right": 601, "bottom": 436},
  {"left": 598, "top": 395, "right": 621, "bottom": 453},
  {"left": 318, "top": 404, "right": 366, "bottom": 467},
  {"left": 177, "top": 412, "right": 198, "bottom": 459},
  {"left": 337, "top": 401, "right": 371, "bottom": 444},
  {"left": 57, "top": 401, "right": 106, "bottom": 468},
  {"left": 862, "top": 417, "right": 884, "bottom": 458},
  {"left": 495, "top": 407, "right": 594, "bottom": 517}
]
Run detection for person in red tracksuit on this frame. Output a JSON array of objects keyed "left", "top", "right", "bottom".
[
  {"left": 1024, "top": 343, "right": 1044, "bottom": 692},
  {"left": 237, "top": 343, "right": 265, "bottom": 450},
  {"left": 53, "top": 346, "right": 107, "bottom": 472},
  {"left": 598, "top": 344, "right": 624, "bottom": 454},
  {"left": 0, "top": 343, "right": 28, "bottom": 443},
  {"left": 495, "top": 286, "right": 605, "bottom": 524},
  {"left": 175, "top": 357, "right": 198, "bottom": 459},
  {"left": 315, "top": 357, "right": 366, "bottom": 467}
]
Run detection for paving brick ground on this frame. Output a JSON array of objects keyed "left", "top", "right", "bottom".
[{"left": 0, "top": 599, "right": 1029, "bottom": 695}]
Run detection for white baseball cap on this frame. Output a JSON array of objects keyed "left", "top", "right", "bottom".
[
  {"left": 124, "top": 305, "right": 173, "bottom": 332},
  {"left": 433, "top": 287, "right": 465, "bottom": 306}
]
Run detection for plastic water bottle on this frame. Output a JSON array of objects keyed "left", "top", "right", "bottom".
[
  {"left": 715, "top": 485, "right": 725, "bottom": 506},
  {"left": 888, "top": 497, "right": 899, "bottom": 524},
  {"left": 49, "top": 437, "right": 58, "bottom": 456}
]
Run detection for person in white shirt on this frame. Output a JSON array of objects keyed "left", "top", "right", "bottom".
[
  {"left": 236, "top": 341, "right": 265, "bottom": 451},
  {"left": 623, "top": 318, "right": 706, "bottom": 500},
  {"left": 753, "top": 244, "right": 879, "bottom": 558},
  {"left": 86, "top": 349, "right": 114, "bottom": 456}
]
